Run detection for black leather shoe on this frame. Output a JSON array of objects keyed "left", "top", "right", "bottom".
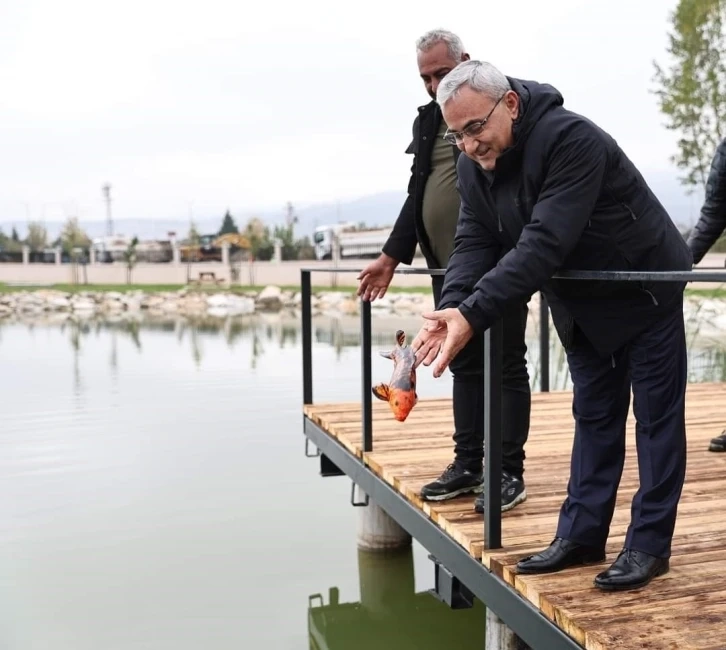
[
  {"left": 709, "top": 431, "right": 726, "bottom": 452},
  {"left": 594, "top": 548, "right": 669, "bottom": 591},
  {"left": 516, "top": 537, "right": 606, "bottom": 574}
]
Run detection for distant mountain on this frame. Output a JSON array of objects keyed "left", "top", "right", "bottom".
[
  {"left": 0, "top": 175, "right": 702, "bottom": 242},
  {"left": 0, "top": 191, "right": 409, "bottom": 243},
  {"left": 292, "top": 191, "right": 406, "bottom": 236}
]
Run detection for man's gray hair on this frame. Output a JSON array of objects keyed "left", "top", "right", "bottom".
[
  {"left": 436, "top": 60, "right": 512, "bottom": 106},
  {"left": 415, "top": 28, "right": 466, "bottom": 61}
]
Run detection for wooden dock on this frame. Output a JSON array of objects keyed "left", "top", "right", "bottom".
[{"left": 304, "top": 382, "right": 726, "bottom": 650}]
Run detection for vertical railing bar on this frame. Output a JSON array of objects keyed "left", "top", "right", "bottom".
[
  {"left": 483, "top": 321, "right": 503, "bottom": 550},
  {"left": 301, "top": 270, "right": 313, "bottom": 406},
  {"left": 361, "top": 298, "right": 373, "bottom": 453},
  {"left": 539, "top": 292, "right": 550, "bottom": 393}
]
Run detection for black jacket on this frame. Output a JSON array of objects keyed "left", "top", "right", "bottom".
[
  {"left": 382, "top": 100, "right": 461, "bottom": 274},
  {"left": 687, "top": 137, "right": 726, "bottom": 264},
  {"left": 439, "top": 77, "right": 693, "bottom": 357}
]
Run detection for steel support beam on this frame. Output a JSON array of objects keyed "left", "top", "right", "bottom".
[{"left": 304, "top": 417, "right": 584, "bottom": 650}]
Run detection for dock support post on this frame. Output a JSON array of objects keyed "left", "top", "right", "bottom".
[
  {"left": 486, "top": 609, "right": 530, "bottom": 650},
  {"left": 356, "top": 495, "right": 411, "bottom": 551},
  {"left": 358, "top": 545, "right": 414, "bottom": 619}
]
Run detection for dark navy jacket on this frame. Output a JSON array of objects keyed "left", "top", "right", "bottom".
[
  {"left": 438, "top": 77, "right": 693, "bottom": 357},
  {"left": 687, "top": 137, "right": 726, "bottom": 264}
]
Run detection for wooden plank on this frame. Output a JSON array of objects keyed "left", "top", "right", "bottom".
[{"left": 303, "top": 382, "right": 726, "bottom": 650}]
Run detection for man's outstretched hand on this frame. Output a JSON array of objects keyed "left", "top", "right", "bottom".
[
  {"left": 411, "top": 318, "right": 447, "bottom": 369},
  {"left": 356, "top": 254, "right": 398, "bottom": 301},
  {"left": 414, "top": 308, "right": 474, "bottom": 378}
]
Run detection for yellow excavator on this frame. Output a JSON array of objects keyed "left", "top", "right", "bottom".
[{"left": 180, "top": 232, "right": 251, "bottom": 263}]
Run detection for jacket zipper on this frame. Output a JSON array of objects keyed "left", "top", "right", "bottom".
[
  {"left": 643, "top": 289, "right": 659, "bottom": 305},
  {"left": 606, "top": 183, "right": 637, "bottom": 220}
]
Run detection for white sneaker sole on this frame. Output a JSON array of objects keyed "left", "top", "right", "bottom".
[
  {"left": 475, "top": 488, "right": 527, "bottom": 513},
  {"left": 420, "top": 483, "right": 485, "bottom": 502}
]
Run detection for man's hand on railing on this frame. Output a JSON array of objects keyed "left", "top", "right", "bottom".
[{"left": 356, "top": 254, "right": 399, "bottom": 301}]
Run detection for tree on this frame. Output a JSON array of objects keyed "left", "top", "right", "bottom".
[
  {"left": 284, "top": 201, "right": 298, "bottom": 227},
  {"left": 0, "top": 227, "right": 20, "bottom": 252},
  {"left": 11, "top": 226, "right": 19, "bottom": 242},
  {"left": 273, "top": 223, "right": 298, "bottom": 260},
  {"left": 243, "top": 217, "right": 274, "bottom": 261},
  {"left": 218, "top": 210, "right": 239, "bottom": 235},
  {"left": 187, "top": 220, "right": 201, "bottom": 245},
  {"left": 272, "top": 201, "right": 300, "bottom": 260},
  {"left": 123, "top": 236, "right": 139, "bottom": 284},
  {"left": 26, "top": 221, "right": 48, "bottom": 251},
  {"left": 295, "top": 235, "right": 316, "bottom": 260},
  {"left": 652, "top": 0, "right": 726, "bottom": 191},
  {"left": 60, "top": 216, "right": 91, "bottom": 254}
]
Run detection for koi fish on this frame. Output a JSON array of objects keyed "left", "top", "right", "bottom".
[{"left": 372, "top": 329, "right": 418, "bottom": 422}]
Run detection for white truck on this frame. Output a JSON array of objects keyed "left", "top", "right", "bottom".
[{"left": 313, "top": 223, "right": 393, "bottom": 260}]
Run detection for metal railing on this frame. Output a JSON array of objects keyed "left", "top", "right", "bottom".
[{"left": 301, "top": 265, "right": 726, "bottom": 551}]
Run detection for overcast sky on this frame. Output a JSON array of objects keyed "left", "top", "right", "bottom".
[{"left": 0, "top": 0, "right": 700, "bottom": 226}]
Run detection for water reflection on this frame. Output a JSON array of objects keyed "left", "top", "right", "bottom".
[
  {"left": 1, "top": 303, "right": 725, "bottom": 649},
  {"left": 2, "top": 306, "right": 726, "bottom": 390},
  {"left": 309, "top": 547, "right": 485, "bottom": 650}
]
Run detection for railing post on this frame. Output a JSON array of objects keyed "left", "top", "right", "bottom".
[
  {"left": 361, "top": 298, "right": 373, "bottom": 453},
  {"left": 301, "top": 270, "right": 313, "bottom": 405},
  {"left": 539, "top": 292, "right": 550, "bottom": 392},
  {"left": 483, "top": 320, "right": 503, "bottom": 550}
]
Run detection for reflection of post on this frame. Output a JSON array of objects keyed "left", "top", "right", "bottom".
[
  {"left": 331, "top": 232, "right": 340, "bottom": 288},
  {"left": 357, "top": 496, "right": 411, "bottom": 552},
  {"left": 358, "top": 545, "right": 415, "bottom": 619},
  {"left": 486, "top": 610, "right": 526, "bottom": 650}
]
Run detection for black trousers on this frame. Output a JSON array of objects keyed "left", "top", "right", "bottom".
[
  {"left": 555, "top": 296, "right": 687, "bottom": 558},
  {"left": 433, "top": 281, "right": 531, "bottom": 477}
]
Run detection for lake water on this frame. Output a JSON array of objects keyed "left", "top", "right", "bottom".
[{"left": 1, "top": 307, "right": 725, "bottom": 650}]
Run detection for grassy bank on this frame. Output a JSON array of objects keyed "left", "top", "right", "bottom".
[
  {"left": 1, "top": 282, "right": 725, "bottom": 299},
  {"left": 0, "top": 282, "right": 434, "bottom": 295}
]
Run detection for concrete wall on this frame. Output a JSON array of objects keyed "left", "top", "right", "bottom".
[
  {"left": 0, "top": 259, "right": 436, "bottom": 288},
  {"left": 0, "top": 254, "right": 724, "bottom": 289}
]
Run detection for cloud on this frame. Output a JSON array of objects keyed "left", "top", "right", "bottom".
[{"left": 0, "top": 0, "right": 696, "bottom": 228}]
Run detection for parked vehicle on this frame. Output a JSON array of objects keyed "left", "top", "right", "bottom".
[{"left": 313, "top": 223, "right": 392, "bottom": 260}]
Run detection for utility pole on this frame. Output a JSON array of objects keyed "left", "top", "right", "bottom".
[{"left": 102, "top": 183, "right": 113, "bottom": 236}]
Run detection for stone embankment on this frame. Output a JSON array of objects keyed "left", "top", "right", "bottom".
[
  {"left": 0, "top": 285, "right": 435, "bottom": 319},
  {"left": 1, "top": 286, "right": 726, "bottom": 339}
]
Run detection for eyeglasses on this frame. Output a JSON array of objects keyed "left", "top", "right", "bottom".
[{"left": 442, "top": 94, "right": 505, "bottom": 145}]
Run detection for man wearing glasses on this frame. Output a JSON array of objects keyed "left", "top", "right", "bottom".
[
  {"left": 412, "top": 60, "right": 692, "bottom": 591},
  {"left": 357, "top": 29, "right": 532, "bottom": 514}
]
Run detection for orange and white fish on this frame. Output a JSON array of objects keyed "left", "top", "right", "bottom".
[{"left": 372, "top": 329, "right": 419, "bottom": 422}]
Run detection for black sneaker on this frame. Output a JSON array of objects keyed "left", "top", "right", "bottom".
[
  {"left": 474, "top": 471, "right": 527, "bottom": 513},
  {"left": 709, "top": 431, "right": 726, "bottom": 452},
  {"left": 420, "top": 462, "right": 484, "bottom": 501}
]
